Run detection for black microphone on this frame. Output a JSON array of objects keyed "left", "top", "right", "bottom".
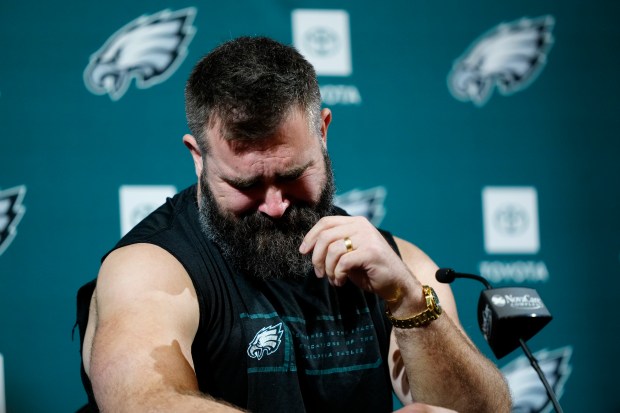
[
  {"left": 436, "top": 268, "right": 552, "bottom": 359},
  {"left": 435, "top": 268, "right": 492, "bottom": 290},
  {"left": 436, "top": 268, "right": 562, "bottom": 413}
]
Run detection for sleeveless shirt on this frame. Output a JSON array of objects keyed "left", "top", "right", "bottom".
[{"left": 76, "top": 185, "right": 397, "bottom": 412}]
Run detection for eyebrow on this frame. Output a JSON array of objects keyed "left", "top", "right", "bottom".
[{"left": 222, "top": 161, "right": 313, "bottom": 188}]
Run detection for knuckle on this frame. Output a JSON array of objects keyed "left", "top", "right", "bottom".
[
  {"left": 311, "top": 251, "right": 323, "bottom": 268},
  {"left": 352, "top": 215, "right": 370, "bottom": 226},
  {"left": 327, "top": 240, "right": 343, "bottom": 255},
  {"left": 335, "top": 253, "right": 352, "bottom": 273}
]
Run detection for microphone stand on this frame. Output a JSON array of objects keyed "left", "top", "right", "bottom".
[{"left": 518, "top": 338, "right": 564, "bottom": 413}]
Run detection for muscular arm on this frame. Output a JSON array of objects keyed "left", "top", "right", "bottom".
[
  {"left": 300, "top": 216, "right": 511, "bottom": 413},
  {"left": 83, "top": 243, "right": 243, "bottom": 412},
  {"left": 388, "top": 238, "right": 510, "bottom": 412}
]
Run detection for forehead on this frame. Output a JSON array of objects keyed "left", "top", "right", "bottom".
[{"left": 205, "top": 109, "right": 322, "bottom": 176}]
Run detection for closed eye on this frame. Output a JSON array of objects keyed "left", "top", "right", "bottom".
[
  {"left": 277, "top": 168, "right": 306, "bottom": 184},
  {"left": 223, "top": 161, "right": 312, "bottom": 190},
  {"left": 227, "top": 178, "right": 260, "bottom": 190}
]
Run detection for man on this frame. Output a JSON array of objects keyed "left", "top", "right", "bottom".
[{"left": 76, "top": 36, "right": 511, "bottom": 412}]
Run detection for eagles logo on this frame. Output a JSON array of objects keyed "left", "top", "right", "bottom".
[
  {"left": 84, "top": 8, "right": 197, "bottom": 100},
  {"left": 448, "top": 16, "right": 555, "bottom": 106},
  {"left": 502, "top": 346, "right": 572, "bottom": 412},
  {"left": 0, "top": 185, "right": 27, "bottom": 256},
  {"left": 334, "top": 186, "right": 387, "bottom": 226},
  {"left": 247, "top": 323, "right": 284, "bottom": 361}
]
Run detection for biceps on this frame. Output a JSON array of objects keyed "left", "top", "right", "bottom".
[{"left": 89, "top": 292, "right": 200, "bottom": 407}]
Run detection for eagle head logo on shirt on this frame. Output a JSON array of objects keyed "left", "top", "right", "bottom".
[
  {"left": 83, "top": 7, "right": 197, "bottom": 100},
  {"left": 448, "top": 15, "right": 555, "bottom": 106},
  {"left": 247, "top": 323, "right": 284, "bottom": 360},
  {"left": 0, "top": 185, "right": 27, "bottom": 256}
]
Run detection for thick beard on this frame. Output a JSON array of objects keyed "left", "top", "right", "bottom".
[{"left": 197, "top": 150, "right": 335, "bottom": 281}]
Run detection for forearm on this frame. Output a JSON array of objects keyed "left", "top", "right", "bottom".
[
  {"left": 95, "top": 386, "right": 246, "bottom": 413},
  {"left": 90, "top": 325, "right": 245, "bottom": 412},
  {"left": 393, "top": 315, "right": 511, "bottom": 413},
  {"left": 91, "top": 352, "right": 246, "bottom": 413}
]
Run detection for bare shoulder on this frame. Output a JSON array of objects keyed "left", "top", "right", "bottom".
[
  {"left": 93, "top": 242, "right": 199, "bottom": 345},
  {"left": 96, "top": 243, "right": 197, "bottom": 310}
]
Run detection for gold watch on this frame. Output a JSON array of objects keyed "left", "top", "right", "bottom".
[{"left": 386, "top": 285, "right": 443, "bottom": 328}]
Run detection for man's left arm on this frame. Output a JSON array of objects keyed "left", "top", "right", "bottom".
[
  {"left": 300, "top": 216, "right": 511, "bottom": 413},
  {"left": 389, "top": 237, "right": 510, "bottom": 412}
]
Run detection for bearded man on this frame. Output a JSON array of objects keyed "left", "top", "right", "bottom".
[{"left": 76, "top": 36, "right": 510, "bottom": 413}]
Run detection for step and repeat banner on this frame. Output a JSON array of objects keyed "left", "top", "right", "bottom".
[{"left": 1, "top": 1, "right": 619, "bottom": 411}]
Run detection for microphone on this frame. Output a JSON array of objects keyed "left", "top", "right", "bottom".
[
  {"left": 436, "top": 268, "right": 562, "bottom": 413},
  {"left": 435, "top": 268, "right": 552, "bottom": 359},
  {"left": 436, "top": 268, "right": 552, "bottom": 359},
  {"left": 435, "top": 268, "right": 492, "bottom": 289}
]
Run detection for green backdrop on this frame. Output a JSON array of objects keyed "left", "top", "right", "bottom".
[{"left": 1, "top": 1, "right": 619, "bottom": 411}]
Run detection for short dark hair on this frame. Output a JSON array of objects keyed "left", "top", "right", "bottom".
[{"left": 185, "top": 36, "right": 322, "bottom": 152}]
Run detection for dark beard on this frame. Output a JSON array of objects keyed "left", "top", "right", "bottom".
[{"left": 197, "top": 151, "right": 336, "bottom": 281}]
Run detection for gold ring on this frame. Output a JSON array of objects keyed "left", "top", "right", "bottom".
[{"left": 344, "top": 237, "right": 353, "bottom": 253}]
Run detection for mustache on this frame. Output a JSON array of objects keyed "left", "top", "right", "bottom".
[{"left": 236, "top": 203, "right": 323, "bottom": 231}]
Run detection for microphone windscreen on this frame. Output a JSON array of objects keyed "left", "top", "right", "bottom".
[
  {"left": 435, "top": 268, "right": 456, "bottom": 284},
  {"left": 478, "top": 287, "right": 552, "bottom": 359}
]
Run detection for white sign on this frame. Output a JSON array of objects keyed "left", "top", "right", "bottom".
[
  {"left": 482, "top": 186, "right": 540, "bottom": 254},
  {"left": 119, "top": 185, "right": 177, "bottom": 236},
  {"left": 292, "top": 9, "right": 352, "bottom": 76}
]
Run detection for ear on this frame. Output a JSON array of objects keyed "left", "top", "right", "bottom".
[
  {"left": 183, "top": 134, "right": 204, "bottom": 178},
  {"left": 319, "top": 108, "right": 332, "bottom": 147}
]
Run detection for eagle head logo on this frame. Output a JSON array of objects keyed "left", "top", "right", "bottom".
[
  {"left": 247, "top": 323, "right": 284, "bottom": 361},
  {"left": 448, "top": 16, "right": 555, "bottom": 106},
  {"left": 334, "top": 186, "right": 387, "bottom": 226},
  {"left": 84, "top": 7, "right": 197, "bottom": 100},
  {"left": 502, "top": 346, "right": 572, "bottom": 413},
  {"left": 0, "top": 185, "right": 27, "bottom": 256}
]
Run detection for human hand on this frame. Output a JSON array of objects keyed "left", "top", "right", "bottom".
[
  {"left": 394, "top": 402, "right": 459, "bottom": 412},
  {"left": 299, "top": 216, "right": 418, "bottom": 302}
]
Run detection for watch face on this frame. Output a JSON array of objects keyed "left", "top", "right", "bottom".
[{"left": 431, "top": 289, "right": 442, "bottom": 313}]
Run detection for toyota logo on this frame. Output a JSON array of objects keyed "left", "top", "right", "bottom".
[
  {"left": 304, "top": 27, "right": 340, "bottom": 57},
  {"left": 494, "top": 204, "right": 529, "bottom": 235}
]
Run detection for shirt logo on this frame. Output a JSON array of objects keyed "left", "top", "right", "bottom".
[
  {"left": 448, "top": 16, "right": 554, "bottom": 106},
  {"left": 247, "top": 323, "right": 284, "bottom": 360},
  {"left": 0, "top": 186, "right": 27, "bottom": 256},
  {"left": 84, "top": 7, "right": 197, "bottom": 100}
]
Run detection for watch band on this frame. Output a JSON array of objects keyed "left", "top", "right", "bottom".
[{"left": 385, "top": 285, "right": 442, "bottom": 328}]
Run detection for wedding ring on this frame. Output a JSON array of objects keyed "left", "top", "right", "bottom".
[{"left": 344, "top": 237, "right": 353, "bottom": 253}]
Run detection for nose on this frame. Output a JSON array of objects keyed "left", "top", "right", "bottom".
[{"left": 258, "top": 186, "right": 290, "bottom": 218}]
